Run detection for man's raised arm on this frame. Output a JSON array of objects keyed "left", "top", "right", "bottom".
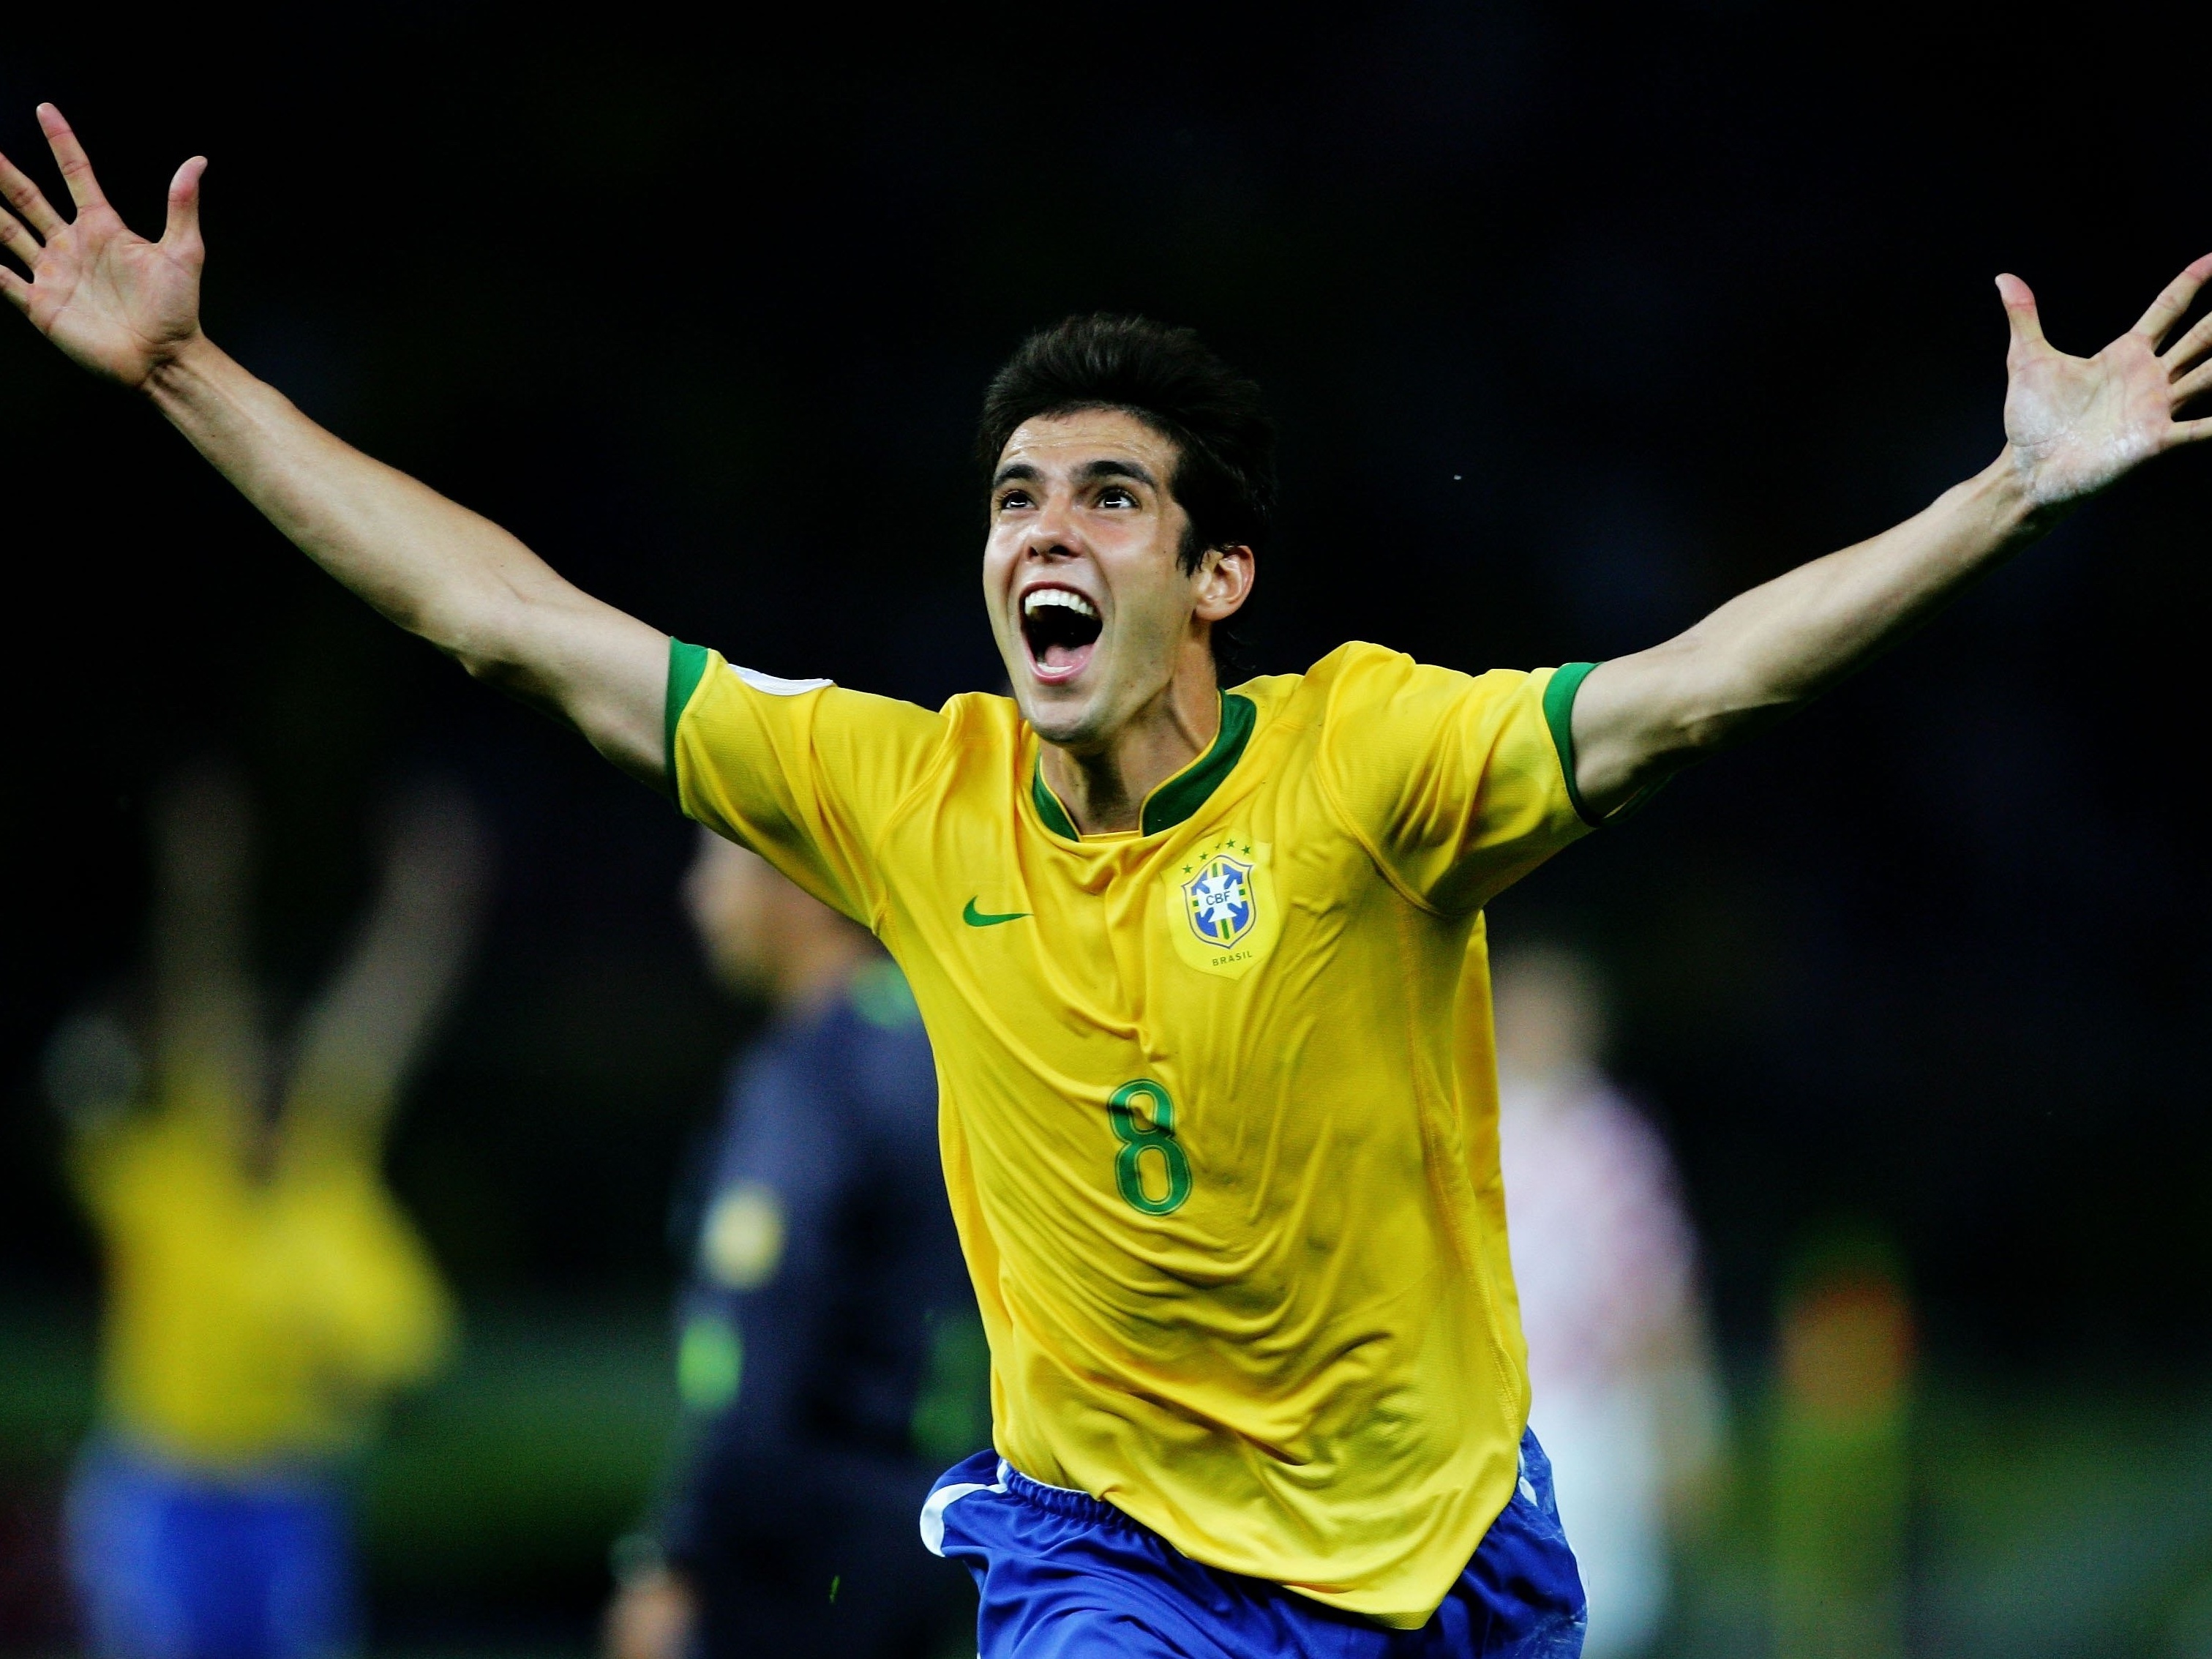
[
  {"left": 1569, "top": 255, "right": 2212, "bottom": 820},
  {"left": 0, "top": 105, "right": 667, "bottom": 784}
]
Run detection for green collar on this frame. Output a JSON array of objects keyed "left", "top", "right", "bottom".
[{"left": 1031, "top": 692, "right": 1258, "bottom": 841}]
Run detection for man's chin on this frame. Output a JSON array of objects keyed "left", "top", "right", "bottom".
[{"left": 1017, "top": 684, "right": 1111, "bottom": 752}]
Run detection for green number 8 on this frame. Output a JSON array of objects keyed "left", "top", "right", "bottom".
[{"left": 1109, "top": 1079, "right": 1191, "bottom": 1216}]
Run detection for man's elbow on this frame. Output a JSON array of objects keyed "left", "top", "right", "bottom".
[
  {"left": 1671, "top": 671, "right": 1803, "bottom": 758},
  {"left": 420, "top": 598, "right": 528, "bottom": 686},
  {"left": 456, "top": 649, "right": 545, "bottom": 703}
]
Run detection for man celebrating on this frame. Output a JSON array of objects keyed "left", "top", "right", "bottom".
[{"left": 6, "top": 103, "right": 2208, "bottom": 1658}]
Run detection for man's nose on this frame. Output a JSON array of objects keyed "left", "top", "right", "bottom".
[{"left": 1024, "top": 493, "right": 1080, "bottom": 559}]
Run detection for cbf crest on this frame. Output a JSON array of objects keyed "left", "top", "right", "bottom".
[
  {"left": 1184, "top": 852, "right": 1256, "bottom": 948},
  {"left": 1163, "top": 834, "right": 1279, "bottom": 979}
]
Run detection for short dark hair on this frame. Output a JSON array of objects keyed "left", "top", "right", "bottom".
[{"left": 976, "top": 315, "right": 1276, "bottom": 572}]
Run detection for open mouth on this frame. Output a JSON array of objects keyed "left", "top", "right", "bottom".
[{"left": 1019, "top": 587, "right": 1103, "bottom": 682}]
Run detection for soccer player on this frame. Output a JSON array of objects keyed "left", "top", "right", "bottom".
[
  {"left": 42, "top": 768, "right": 484, "bottom": 1659},
  {"left": 605, "top": 831, "right": 984, "bottom": 1658},
  {"left": 5, "top": 104, "right": 2208, "bottom": 1656}
]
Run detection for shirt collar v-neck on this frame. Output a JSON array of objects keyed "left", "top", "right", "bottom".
[{"left": 1030, "top": 692, "right": 1259, "bottom": 842}]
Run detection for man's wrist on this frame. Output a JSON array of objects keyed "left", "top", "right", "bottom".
[
  {"left": 1965, "top": 448, "right": 2065, "bottom": 550},
  {"left": 140, "top": 330, "right": 227, "bottom": 410}
]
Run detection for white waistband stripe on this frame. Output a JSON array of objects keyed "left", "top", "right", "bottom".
[{"left": 918, "top": 1466, "right": 1008, "bottom": 1557}]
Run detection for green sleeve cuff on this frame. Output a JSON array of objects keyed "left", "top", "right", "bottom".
[
  {"left": 1541, "top": 662, "right": 1602, "bottom": 828},
  {"left": 664, "top": 639, "right": 711, "bottom": 804}
]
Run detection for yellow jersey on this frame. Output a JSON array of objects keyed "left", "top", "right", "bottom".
[
  {"left": 73, "top": 1076, "right": 454, "bottom": 1469},
  {"left": 671, "top": 639, "right": 1598, "bottom": 1627}
]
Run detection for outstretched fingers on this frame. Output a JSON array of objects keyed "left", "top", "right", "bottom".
[
  {"left": 0, "top": 201, "right": 38, "bottom": 271},
  {"left": 162, "top": 156, "right": 206, "bottom": 249},
  {"left": 2162, "top": 307, "right": 2212, "bottom": 378},
  {"left": 36, "top": 103, "right": 108, "bottom": 214},
  {"left": 1995, "top": 273, "right": 2046, "bottom": 356},
  {"left": 0, "top": 144, "right": 62, "bottom": 239},
  {"left": 2132, "top": 252, "right": 2212, "bottom": 348},
  {"left": 2172, "top": 359, "right": 2212, "bottom": 408}
]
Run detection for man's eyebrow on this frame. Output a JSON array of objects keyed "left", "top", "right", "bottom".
[
  {"left": 1077, "top": 457, "right": 1157, "bottom": 487},
  {"left": 991, "top": 462, "right": 1043, "bottom": 487}
]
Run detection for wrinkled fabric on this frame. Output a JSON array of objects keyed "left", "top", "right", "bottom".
[{"left": 926, "top": 1429, "right": 1586, "bottom": 1658}]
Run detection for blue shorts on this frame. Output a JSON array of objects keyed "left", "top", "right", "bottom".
[
  {"left": 65, "top": 1439, "right": 357, "bottom": 1659},
  {"left": 921, "top": 1429, "right": 1586, "bottom": 1658}
]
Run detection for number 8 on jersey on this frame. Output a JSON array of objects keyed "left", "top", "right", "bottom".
[{"left": 1108, "top": 1080, "right": 1191, "bottom": 1216}]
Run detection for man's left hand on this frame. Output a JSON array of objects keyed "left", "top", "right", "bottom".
[{"left": 1999, "top": 253, "right": 2212, "bottom": 509}]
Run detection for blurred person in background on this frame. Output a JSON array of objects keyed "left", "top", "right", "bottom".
[
  {"left": 1493, "top": 945, "right": 1722, "bottom": 1659},
  {"left": 41, "top": 767, "right": 487, "bottom": 1659},
  {"left": 1768, "top": 1235, "right": 1913, "bottom": 1659},
  {"left": 604, "top": 831, "right": 984, "bottom": 1659}
]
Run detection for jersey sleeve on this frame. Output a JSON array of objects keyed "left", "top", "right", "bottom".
[
  {"left": 1316, "top": 643, "right": 1599, "bottom": 913},
  {"left": 667, "top": 641, "right": 948, "bottom": 926}
]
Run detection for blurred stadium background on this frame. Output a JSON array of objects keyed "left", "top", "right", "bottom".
[{"left": 4, "top": 6, "right": 2209, "bottom": 1655}]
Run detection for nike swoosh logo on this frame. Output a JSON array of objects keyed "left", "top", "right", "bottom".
[{"left": 963, "top": 897, "right": 1031, "bottom": 927}]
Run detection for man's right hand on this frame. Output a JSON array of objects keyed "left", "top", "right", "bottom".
[
  {"left": 0, "top": 102, "right": 670, "bottom": 788},
  {"left": 0, "top": 104, "right": 207, "bottom": 388}
]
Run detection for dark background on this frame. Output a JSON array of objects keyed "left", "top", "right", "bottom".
[{"left": 1, "top": 2, "right": 2208, "bottom": 1640}]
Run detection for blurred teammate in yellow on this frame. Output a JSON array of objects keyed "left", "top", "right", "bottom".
[{"left": 43, "top": 768, "right": 487, "bottom": 1659}]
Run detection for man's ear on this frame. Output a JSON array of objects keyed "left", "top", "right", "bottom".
[{"left": 1193, "top": 544, "right": 1256, "bottom": 623}]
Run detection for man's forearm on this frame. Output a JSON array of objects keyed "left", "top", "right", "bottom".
[
  {"left": 145, "top": 337, "right": 560, "bottom": 659},
  {"left": 141, "top": 336, "right": 667, "bottom": 779},
  {"left": 1663, "top": 457, "right": 2044, "bottom": 722},
  {"left": 1572, "top": 454, "right": 2047, "bottom": 812}
]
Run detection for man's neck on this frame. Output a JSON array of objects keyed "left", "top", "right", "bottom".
[{"left": 1040, "top": 662, "right": 1222, "bottom": 836}]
